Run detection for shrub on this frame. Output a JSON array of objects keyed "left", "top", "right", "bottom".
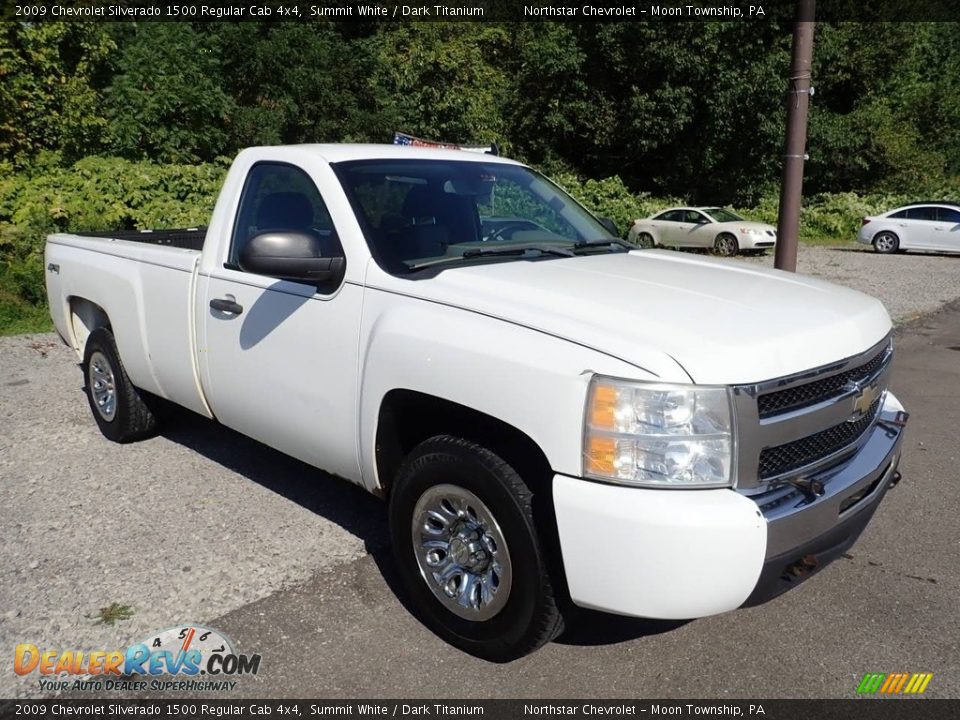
[
  {"left": 551, "top": 173, "right": 682, "bottom": 236},
  {"left": 0, "top": 156, "right": 227, "bottom": 335}
]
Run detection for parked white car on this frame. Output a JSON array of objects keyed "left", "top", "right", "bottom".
[
  {"left": 628, "top": 207, "right": 777, "bottom": 256},
  {"left": 45, "top": 145, "right": 907, "bottom": 661},
  {"left": 858, "top": 202, "right": 960, "bottom": 254}
]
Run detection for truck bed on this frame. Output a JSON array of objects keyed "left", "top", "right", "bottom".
[
  {"left": 82, "top": 227, "right": 206, "bottom": 251},
  {"left": 45, "top": 229, "right": 210, "bottom": 419}
]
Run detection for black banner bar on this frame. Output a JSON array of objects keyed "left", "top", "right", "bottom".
[{"left": 1, "top": 700, "right": 959, "bottom": 720}]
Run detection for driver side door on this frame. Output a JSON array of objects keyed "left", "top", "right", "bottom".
[{"left": 199, "top": 161, "right": 363, "bottom": 481}]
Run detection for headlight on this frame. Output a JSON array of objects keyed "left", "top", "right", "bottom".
[
  {"left": 738, "top": 227, "right": 762, "bottom": 236},
  {"left": 583, "top": 376, "right": 735, "bottom": 488}
]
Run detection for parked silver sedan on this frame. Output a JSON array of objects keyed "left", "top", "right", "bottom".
[
  {"left": 628, "top": 207, "right": 777, "bottom": 256},
  {"left": 857, "top": 202, "right": 960, "bottom": 254}
]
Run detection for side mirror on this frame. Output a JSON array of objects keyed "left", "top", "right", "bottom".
[
  {"left": 239, "top": 232, "right": 345, "bottom": 286},
  {"left": 598, "top": 217, "right": 619, "bottom": 236}
]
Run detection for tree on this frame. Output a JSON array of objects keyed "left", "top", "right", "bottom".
[
  {"left": 103, "top": 23, "right": 233, "bottom": 163},
  {"left": 0, "top": 23, "right": 113, "bottom": 164},
  {"left": 211, "top": 23, "right": 384, "bottom": 148},
  {"left": 367, "top": 23, "right": 511, "bottom": 145}
]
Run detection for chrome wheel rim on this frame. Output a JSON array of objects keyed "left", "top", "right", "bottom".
[
  {"left": 638, "top": 233, "right": 654, "bottom": 249},
  {"left": 411, "top": 484, "right": 512, "bottom": 621},
  {"left": 716, "top": 236, "right": 736, "bottom": 255},
  {"left": 875, "top": 234, "right": 895, "bottom": 252},
  {"left": 88, "top": 351, "right": 117, "bottom": 421}
]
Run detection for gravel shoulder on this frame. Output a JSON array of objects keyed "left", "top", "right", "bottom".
[
  {"left": 0, "top": 336, "right": 385, "bottom": 698},
  {"left": 731, "top": 244, "right": 960, "bottom": 323},
  {"left": 1, "top": 243, "right": 959, "bottom": 698}
]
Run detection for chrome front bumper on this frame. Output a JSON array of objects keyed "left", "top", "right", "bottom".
[{"left": 743, "top": 391, "right": 907, "bottom": 605}]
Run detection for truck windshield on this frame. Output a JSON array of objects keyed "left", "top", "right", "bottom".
[{"left": 333, "top": 159, "right": 617, "bottom": 274}]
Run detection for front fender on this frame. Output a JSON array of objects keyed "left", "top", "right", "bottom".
[{"left": 357, "top": 289, "right": 664, "bottom": 491}]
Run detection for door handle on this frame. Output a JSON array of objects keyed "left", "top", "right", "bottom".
[{"left": 210, "top": 298, "right": 244, "bottom": 315}]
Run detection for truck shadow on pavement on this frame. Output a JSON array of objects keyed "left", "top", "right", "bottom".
[
  {"left": 155, "top": 400, "right": 390, "bottom": 551},
  {"left": 157, "top": 401, "right": 690, "bottom": 650}
]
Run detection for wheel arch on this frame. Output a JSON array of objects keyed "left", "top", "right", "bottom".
[
  {"left": 374, "top": 389, "right": 553, "bottom": 498},
  {"left": 68, "top": 296, "right": 111, "bottom": 359}
]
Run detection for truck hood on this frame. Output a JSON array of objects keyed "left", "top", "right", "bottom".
[{"left": 383, "top": 250, "right": 892, "bottom": 385}]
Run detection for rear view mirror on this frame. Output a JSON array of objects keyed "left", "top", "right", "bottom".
[{"left": 239, "top": 232, "right": 345, "bottom": 286}]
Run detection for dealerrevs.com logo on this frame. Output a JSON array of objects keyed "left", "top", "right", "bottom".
[{"left": 14, "top": 624, "right": 261, "bottom": 693}]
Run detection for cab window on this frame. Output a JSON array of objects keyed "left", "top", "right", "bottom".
[{"left": 229, "top": 163, "right": 344, "bottom": 269}]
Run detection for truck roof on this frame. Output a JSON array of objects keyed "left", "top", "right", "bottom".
[{"left": 264, "top": 143, "right": 524, "bottom": 165}]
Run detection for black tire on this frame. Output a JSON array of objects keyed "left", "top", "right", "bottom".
[
  {"left": 712, "top": 233, "right": 739, "bottom": 257},
  {"left": 82, "top": 327, "right": 158, "bottom": 443},
  {"left": 872, "top": 231, "right": 900, "bottom": 254},
  {"left": 388, "top": 435, "right": 564, "bottom": 662},
  {"left": 636, "top": 232, "right": 655, "bottom": 249}
]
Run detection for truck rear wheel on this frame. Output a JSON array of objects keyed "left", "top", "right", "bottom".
[
  {"left": 82, "top": 327, "right": 158, "bottom": 443},
  {"left": 388, "top": 435, "right": 564, "bottom": 662}
]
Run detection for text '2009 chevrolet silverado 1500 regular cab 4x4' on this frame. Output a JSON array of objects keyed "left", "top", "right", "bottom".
[{"left": 46, "top": 145, "right": 909, "bottom": 661}]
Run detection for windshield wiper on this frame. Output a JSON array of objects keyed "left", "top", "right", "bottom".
[
  {"left": 462, "top": 244, "right": 575, "bottom": 259},
  {"left": 406, "top": 244, "right": 575, "bottom": 271},
  {"left": 572, "top": 239, "right": 634, "bottom": 252}
]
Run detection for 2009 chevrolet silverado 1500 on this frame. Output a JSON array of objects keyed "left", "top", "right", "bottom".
[{"left": 46, "top": 145, "right": 908, "bottom": 661}]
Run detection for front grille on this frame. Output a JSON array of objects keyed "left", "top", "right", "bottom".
[
  {"left": 758, "top": 396, "right": 882, "bottom": 480},
  {"left": 757, "top": 343, "right": 889, "bottom": 419}
]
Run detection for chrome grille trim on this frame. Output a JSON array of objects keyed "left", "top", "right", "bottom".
[
  {"left": 733, "top": 334, "right": 893, "bottom": 494},
  {"left": 757, "top": 395, "right": 883, "bottom": 480},
  {"left": 758, "top": 341, "right": 891, "bottom": 418}
]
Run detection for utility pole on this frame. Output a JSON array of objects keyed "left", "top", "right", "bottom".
[{"left": 774, "top": 0, "right": 816, "bottom": 272}]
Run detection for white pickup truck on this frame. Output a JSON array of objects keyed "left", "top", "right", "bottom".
[{"left": 46, "top": 145, "right": 908, "bottom": 661}]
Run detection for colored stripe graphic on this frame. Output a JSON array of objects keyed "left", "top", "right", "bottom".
[
  {"left": 857, "top": 673, "right": 886, "bottom": 694},
  {"left": 857, "top": 672, "right": 932, "bottom": 694},
  {"left": 904, "top": 673, "right": 934, "bottom": 694}
]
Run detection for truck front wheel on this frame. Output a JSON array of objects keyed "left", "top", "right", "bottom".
[
  {"left": 388, "top": 435, "right": 564, "bottom": 661},
  {"left": 82, "top": 327, "right": 158, "bottom": 443}
]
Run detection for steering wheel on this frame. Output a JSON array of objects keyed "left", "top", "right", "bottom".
[{"left": 483, "top": 221, "right": 531, "bottom": 243}]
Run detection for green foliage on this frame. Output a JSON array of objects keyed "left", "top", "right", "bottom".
[
  {"left": 0, "top": 157, "right": 226, "bottom": 334},
  {"left": 369, "top": 23, "right": 512, "bottom": 145},
  {"left": 0, "top": 24, "right": 114, "bottom": 164},
  {"left": 554, "top": 174, "right": 682, "bottom": 236},
  {"left": 1, "top": 20, "right": 959, "bottom": 334},
  {"left": 212, "top": 24, "right": 385, "bottom": 147},
  {"left": 104, "top": 24, "right": 234, "bottom": 162},
  {"left": 88, "top": 602, "right": 135, "bottom": 626}
]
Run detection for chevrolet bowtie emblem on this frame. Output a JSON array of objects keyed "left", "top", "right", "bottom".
[{"left": 847, "top": 380, "right": 880, "bottom": 421}]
